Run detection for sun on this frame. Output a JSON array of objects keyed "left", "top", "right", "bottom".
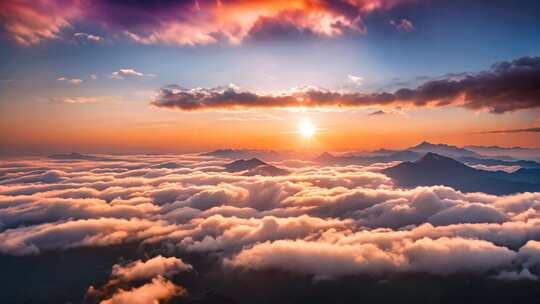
[{"left": 298, "top": 119, "right": 316, "bottom": 138}]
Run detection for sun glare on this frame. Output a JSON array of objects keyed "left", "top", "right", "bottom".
[{"left": 298, "top": 119, "right": 316, "bottom": 138}]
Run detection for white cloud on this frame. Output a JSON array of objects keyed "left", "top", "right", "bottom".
[
  {"left": 111, "top": 68, "right": 151, "bottom": 80},
  {"left": 57, "top": 76, "right": 83, "bottom": 85},
  {"left": 74, "top": 32, "right": 102, "bottom": 43},
  {"left": 1, "top": 154, "right": 540, "bottom": 280},
  {"left": 347, "top": 74, "right": 363, "bottom": 85}
]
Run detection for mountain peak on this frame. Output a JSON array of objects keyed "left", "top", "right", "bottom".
[
  {"left": 412, "top": 141, "right": 440, "bottom": 149},
  {"left": 224, "top": 158, "right": 267, "bottom": 172},
  {"left": 418, "top": 152, "right": 447, "bottom": 161},
  {"left": 408, "top": 141, "right": 480, "bottom": 158},
  {"left": 415, "top": 152, "right": 464, "bottom": 166}
]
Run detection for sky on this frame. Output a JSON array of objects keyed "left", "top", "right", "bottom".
[{"left": 1, "top": 0, "right": 540, "bottom": 155}]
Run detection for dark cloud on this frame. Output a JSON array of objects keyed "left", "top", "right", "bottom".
[
  {"left": 368, "top": 110, "right": 388, "bottom": 116},
  {"left": 474, "top": 127, "right": 540, "bottom": 134},
  {"left": 152, "top": 56, "right": 540, "bottom": 113}
]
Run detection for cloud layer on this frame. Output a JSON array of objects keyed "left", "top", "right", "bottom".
[
  {"left": 151, "top": 56, "right": 540, "bottom": 113},
  {"left": 0, "top": 0, "right": 415, "bottom": 46},
  {"left": 1, "top": 153, "right": 540, "bottom": 284}
]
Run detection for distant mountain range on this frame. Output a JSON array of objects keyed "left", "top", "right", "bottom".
[
  {"left": 224, "top": 158, "right": 289, "bottom": 176},
  {"left": 315, "top": 150, "right": 420, "bottom": 165},
  {"left": 202, "top": 149, "right": 304, "bottom": 162},
  {"left": 314, "top": 142, "right": 540, "bottom": 169},
  {"left": 465, "top": 145, "right": 540, "bottom": 160},
  {"left": 203, "top": 142, "right": 540, "bottom": 166},
  {"left": 48, "top": 152, "right": 120, "bottom": 162},
  {"left": 408, "top": 141, "right": 481, "bottom": 158},
  {"left": 382, "top": 152, "right": 540, "bottom": 195}
]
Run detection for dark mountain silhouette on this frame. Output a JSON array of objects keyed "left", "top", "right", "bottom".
[
  {"left": 48, "top": 152, "right": 119, "bottom": 162},
  {"left": 224, "top": 158, "right": 289, "bottom": 176},
  {"left": 382, "top": 153, "right": 540, "bottom": 195},
  {"left": 315, "top": 142, "right": 538, "bottom": 169},
  {"left": 204, "top": 149, "right": 279, "bottom": 159},
  {"left": 315, "top": 150, "right": 420, "bottom": 166},
  {"left": 202, "top": 149, "right": 302, "bottom": 162},
  {"left": 407, "top": 141, "right": 481, "bottom": 158}
]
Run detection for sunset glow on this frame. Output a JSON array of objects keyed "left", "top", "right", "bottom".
[
  {"left": 298, "top": 118, "right": 316, "bottom": 138},
  {"left": 1, "top": 1, "right": 540, "bottom": 303}
]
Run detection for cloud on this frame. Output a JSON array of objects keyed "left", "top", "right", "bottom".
[
  {"left": 225, "top": 237, "right": 516, "bottom": 277},
  {"left": 57, "top": 76, "right": 83, "bottom": 85},
  {"left": 86, "top": 254, "right": 192, "bottom": 303},
  {"left": 74, "top": 32, "right": 102, "bottom": 43},
  {"left": 0, "top": 0, "right": 78, "bottom": 45},
  {"left": 390, "top": 18, "right": 415, "bottom": 32},
  {"left": 473, "top": 127, "right": 540, "bottom": 134},
  {"left": 368, "top": 110, "right": 388, "bottom": 116},
  {"left": 111, "top": 68, "right": 148, "bottom": 80},
  {"left": 0, "top": 0, "right": 415, "bottom": 46},
  {"left": 1, "top": 154, "right": 540, "bottom": 282},
  {"left": 347, "top": 74, "right": 364, "bottom": 85},
  {"left": 494, "top": 269, "right": 538, "bottom": 281},
  {"left": 99, "top": 276, "right": 185, "bottom": 304},
  {"left": 49, "top": 96, "right": 117, "bottom": 104},
  {"left": 151, "top": 56, "right": 540, "bottom": 113},
  {"left": 111, "top": 256, "right": 192, "bottom": 282}
]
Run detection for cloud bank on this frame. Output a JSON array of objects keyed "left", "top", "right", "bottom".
[
  {"left": 1, "top": 153, "right": 540, "bottom": 284},
  {"left": 151, "top": 56, "right": 540, "bottom": 113}
]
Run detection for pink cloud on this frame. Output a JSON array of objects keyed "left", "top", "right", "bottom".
[
  {"left": 0, "top": 0, "right": 417, "bottom": 46},
  {"left": 99, "top": 276, "right": 185, "bottom": 304}
]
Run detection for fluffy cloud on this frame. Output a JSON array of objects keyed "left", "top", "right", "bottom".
[
  {"left": 1, "top": 153, "right": 540, "bottom": 281},
  {"left": 111, "top": 68, "right": 148, "bottom": 80},
  {"left": 151, "top": 56, "right": 540, "bottom": 113},
  {"left": 0, "top": 0, "right": 415, "bottom": 46},
  {"left": 111, "top": 256, "right": 192, "bottom": 282},
  {"left": 99, "top": 276, "right": 185, "bottom": 304},
  {"left": 225, "top": 237, "right": 516, "bottom": 277}
]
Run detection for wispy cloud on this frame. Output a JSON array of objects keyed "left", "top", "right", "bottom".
[
  {"left": 473, "top": 127, "right": 540, "bottom": 134},
  {"left": 57, "top": 76, "right": 83, "bottom": 85},
  {"left": 50, "top": 96, "right": 114, "bottom": 104},
  {"left": 347, "top": 74, "right": 364, "bottom": 86},
  {"left": 390, "top": 18, "right": 415, "bottom": 32}
]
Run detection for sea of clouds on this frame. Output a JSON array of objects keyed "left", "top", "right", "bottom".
[{"left": 1, "top": 154, "right": 540, "bottom": 302}]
